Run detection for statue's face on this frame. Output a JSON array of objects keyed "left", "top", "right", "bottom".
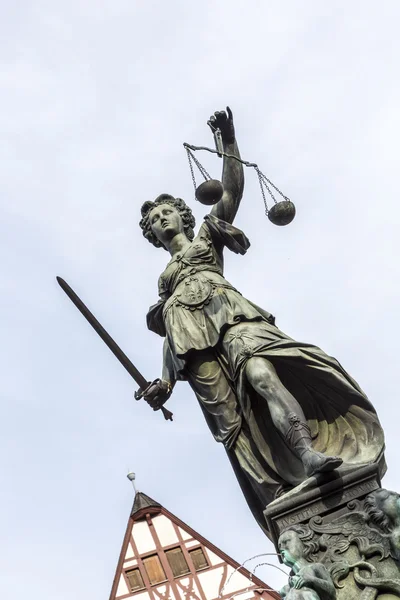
[
  {"left": 278, "top": 530, "right": 304, "bottom": 566},
  {"left": 149, "top": 203, "right": 184, "bottom": 244}
]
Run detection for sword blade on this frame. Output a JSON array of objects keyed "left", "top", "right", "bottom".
[{"left": 56, "top": 277, "right": 173, "bottom": 421}]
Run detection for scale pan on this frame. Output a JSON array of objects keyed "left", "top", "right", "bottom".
[
  {"left": 195, "top": 179, "right": 224, "bottom": 205},
  {"left": 268, "top": 200, "right": 296, "bottom": 226}
]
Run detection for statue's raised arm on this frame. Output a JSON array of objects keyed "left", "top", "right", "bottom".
[
  {"left": 207, "top": 107, "right": 244, "bottom": 224},
  {"left": 140, "top": 106, "right": 385, "bottom": 542}
]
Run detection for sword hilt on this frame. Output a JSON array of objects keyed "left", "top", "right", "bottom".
[
  {"left": 135, "top": 382, "right": 174, "bottom": 421},
  {"left": 161, "top": 406, "right": 173, "bottom": 421}
]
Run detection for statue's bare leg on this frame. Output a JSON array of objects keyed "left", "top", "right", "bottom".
[{"left": 245, "top": 356, "right": 342, "bottom": 477}]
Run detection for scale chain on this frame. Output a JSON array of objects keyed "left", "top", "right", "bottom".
[
  {"left": 186, "top": 148, "right": 198, "bottom": 193},
  {"left": 186, "top": 147, "right": 211, "bottom": 194},
  {"left": 184, "top": 142, "right": 291, "bottom": 220},
  {"left": 256, "top": 168, "right": 271, "bottom": 215},
  {"left": 258, "top": 169, "right": 290, "bottom": 202}
]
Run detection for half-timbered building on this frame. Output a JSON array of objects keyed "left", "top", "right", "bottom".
[{"left": 109, "top": 490, "right": 278, "bottom": 600}]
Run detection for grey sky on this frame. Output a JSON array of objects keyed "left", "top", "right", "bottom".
[{"left": 1, "top": 1, "right": 400, "bottom": 598}]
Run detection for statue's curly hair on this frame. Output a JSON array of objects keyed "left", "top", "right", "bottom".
[
  {"left": 279, "top": 524, "right": 320, "bottom": 561},
  {"left": 364, "top": 489, "right": 396, "bottom": 534},
  {"left": 139, "top": 194, "right": 196, "bottom": 250}
]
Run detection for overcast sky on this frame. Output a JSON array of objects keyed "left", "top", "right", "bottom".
[{"left": 1, "top": 2, "right": 400, "bottom": 598}]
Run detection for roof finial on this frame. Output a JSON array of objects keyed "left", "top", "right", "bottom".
[{"left": 127, "top": 471, "right": 138, "bottom": 494}]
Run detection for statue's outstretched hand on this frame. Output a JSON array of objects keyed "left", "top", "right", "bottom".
[
  {"left": 142, "top": 379, "right": 172, "bottom": 411},
  {"left": 207, "top": 107, "right": 235, "bottom": 144}
]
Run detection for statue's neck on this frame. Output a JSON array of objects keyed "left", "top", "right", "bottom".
[
  {"left": 292, "top": 558, "right": 307, "bottom": 574},
  {"left": 166, "top": 233, "right": 191, "bottom": 257}
]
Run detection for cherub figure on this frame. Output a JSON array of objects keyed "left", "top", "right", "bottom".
[{"left": 278, "top": 526, "right": 336, "bottom": 600}]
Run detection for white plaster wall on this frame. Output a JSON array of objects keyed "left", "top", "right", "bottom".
[
  {"left": 197, "top": 564, "right": 255, "bottom": 600},
  {"left": 116, "top": 574, "right": 129, "bottom": 598},
  {"left": 187, "top": 579, "right": 201, "bottom": 600},
  {"left": 178, "top": 526, "right": 192, "bottom": 541},
  {"left": 185, "top": 539, "right": 201, "bottom": 549},
  {"left": 124, "top": 558, "right": 138, "bottom": 568},
  {"left": 221, "top": 566, "right": 252, "bottom": 596},
  {"left": 125, "top": 542, "right": 135, "bottom": 559},
  {"left": 133, "top": 521, "right": 156, "bottom": 554},
  {"left": 131, "top": 591, "right": 151, "bottom": 600},
  {"left": 197, "top": 566, "right": 224, "bottom": 599},
  {"left": 232, "top": 591, "right": 257, "bottom": 600},
  {"left": 153, "top": 584, "right": 177, "bottom": 600},
  {"left": 205, "top": 549, "right": 222, "bottom": 567},
  {"left": 191, "top": 579, "right": 201, "bottom": 600},
  {"left": 175, "top": 577, "right": 200, "bottom": 600},
  {"left": 175, "top": 576, "right": 190, "bottom": 600},
  {"left": 153, "top": 515, "right": 179, "bottom": 546}
]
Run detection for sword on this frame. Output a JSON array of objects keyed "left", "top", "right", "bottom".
[{"left": 56, "top": 276, "right": 173, "bottom": 421}]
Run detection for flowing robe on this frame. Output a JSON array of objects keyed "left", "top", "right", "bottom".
[{"left": 147, "top": 215, "right": 386, "bottom": 537}]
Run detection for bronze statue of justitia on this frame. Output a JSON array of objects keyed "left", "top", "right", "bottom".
[{"left": 139, "top": 108, "right": 385, "bottom": 536}]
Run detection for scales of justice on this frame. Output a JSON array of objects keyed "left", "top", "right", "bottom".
[{"left": 57, "top": 108, "right": 400, "bottom": 600}]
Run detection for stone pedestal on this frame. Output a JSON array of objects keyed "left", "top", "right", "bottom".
[
  {"left": 264, "top": 465, "right": 400, "bottom": 600},
  {"left": 264, "top": 464, "right": 381, "bottom": 549}
]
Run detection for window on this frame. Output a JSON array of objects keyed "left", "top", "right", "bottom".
[
  {"left": 166, "top": 547, "right": 190, "bottom": 577},
  {"left": 143, "top": 554, "right": 166, "bottom": 585},
  {"left": 126, "top": 568, "right": 145, "bottom": 592},
  {"left": 189, "top": 547, "right": 208, "bottom": 571}
]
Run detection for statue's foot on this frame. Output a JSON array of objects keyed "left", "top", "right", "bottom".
[
  {"left": 274, "top": 483, "right": 294, "bottom": 499},
  {"left": 302, "top": 449, "right": 343, "bottom": 477}
]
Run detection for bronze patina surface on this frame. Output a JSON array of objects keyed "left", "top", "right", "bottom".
[{"left": 139, "top": 108, "right": 385, "bottom": 538}]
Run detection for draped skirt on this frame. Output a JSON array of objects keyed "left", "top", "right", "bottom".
[{"left": 185, "top": 319, "right": 386, "bottom": 537}]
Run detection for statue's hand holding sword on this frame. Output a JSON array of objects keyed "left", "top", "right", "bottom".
[{"left": 56, "top": 277, "right": 173, "bottom": 421}]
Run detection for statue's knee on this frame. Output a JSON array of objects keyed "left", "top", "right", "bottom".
[{"left": 246, "top": 357, "right": 277, "bottom": 392}]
